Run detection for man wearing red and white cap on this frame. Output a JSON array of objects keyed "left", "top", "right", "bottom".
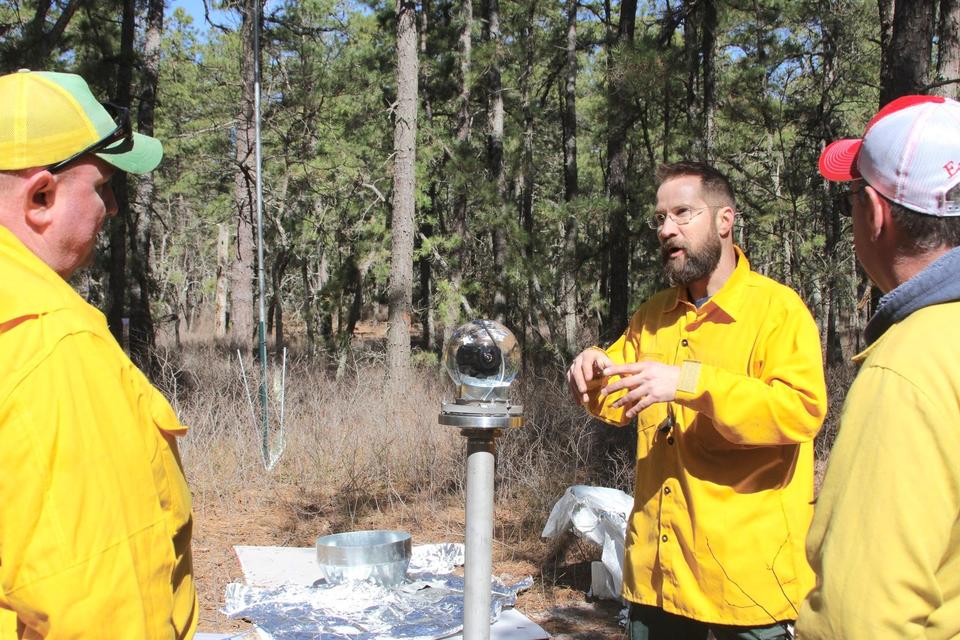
[
  {"left": 798, "top": 95, "right": 960, "bottom": 639},
  {"left": 0, "top": 70, "right": 197, "bottom": 638}
]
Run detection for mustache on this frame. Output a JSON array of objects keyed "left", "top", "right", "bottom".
[{"left": 660, "top": 239, "right": 687, "bottom": 258}]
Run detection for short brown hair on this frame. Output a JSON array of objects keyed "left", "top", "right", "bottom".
[
  {"left": 655, "top": 161, "right": 736, "bottom": 209},
  {"left": 889, "top": 182, "right": 960, "bottom": 253}
]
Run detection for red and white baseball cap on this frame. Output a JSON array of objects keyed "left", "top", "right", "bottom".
[{"left": 819, "top": 95, "right": 960, "bottom": 216}]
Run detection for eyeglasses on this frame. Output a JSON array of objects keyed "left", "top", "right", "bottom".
[
  {"left": 647, "top": 205, "right": 713, "bottom": 230},
  {"left": 839, "top": 180, "right": 868, "bottom": 217},
  {"left": 47, "top": 102, "right": 132, "bottom": 174}
]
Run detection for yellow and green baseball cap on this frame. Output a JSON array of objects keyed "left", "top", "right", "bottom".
[{"left": 0, "top": 69, "right": 162, "bottom": 174}]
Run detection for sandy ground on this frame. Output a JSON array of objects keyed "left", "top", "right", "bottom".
[{"left": 191, "top": 488, "right": 626, "bottom": 639}]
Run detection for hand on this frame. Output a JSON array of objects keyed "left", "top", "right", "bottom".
[
  {"left": 567, "top": 348, "right": 614, "bottom": 405},
  {"left": 600, "top": 361, "right": 680, "bottom": 419}
]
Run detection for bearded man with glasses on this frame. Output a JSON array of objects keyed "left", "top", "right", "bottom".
[
  {"left": 0, "top": 70, "right": 197, "bottom": 638},
  {"left": 567, "top": 161, "right": 827, "bottom": 640}
]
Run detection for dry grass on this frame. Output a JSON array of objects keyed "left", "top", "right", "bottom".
[{"left": 157, "top": 342, "right": 636, "bottom": 513}]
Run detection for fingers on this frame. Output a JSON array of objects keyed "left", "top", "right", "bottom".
[
  {"left": 607, "top": 377, "right": 645, "bottom": 406},
  {"left": 602, "top": 362, "right": 648, "bottom": 377},
  {"left": 600, "top": 370, "right": 645, "bottom": 396},
  {"left": 622, "top": 392, "right": 653, "bottom": 419},
  {"left": 567, "top": 351, "right": 593, "bottom": 404},
  {"left": 593, "top": 351, "right": 614, "bottom": 371},
  {"left": 567, "top": 349, "right": 613, "bottom": 405}
]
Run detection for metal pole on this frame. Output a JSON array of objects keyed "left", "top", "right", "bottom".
[
  {"left": 252, "top": 0, "right": 270, "bottom": 460},
  {"left": 463, "top": 431, "right": 497, "bottom": 640}
]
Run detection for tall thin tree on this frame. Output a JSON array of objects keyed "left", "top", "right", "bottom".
[
  {"left": 487, "top": 0, "right": 508, "bottom": 323},
  {"left": 602, "top": 0, "right": 638, "bottom": 341},
  {"left": 561, "top": 0, "right": 580, "bottom": 354},
  {"left": 127, "top": 0, "right": 165, "bottom": 371},
  {"left": 228, "top": 0, "right": 261, "bottom": 348},
  {"left": 107, "top": 0, "right": 136, "bottom": 351},
  {"left": 443, "top": 0, "right": 473, "bottom": 344},
  {"left": 386, "top": 0, "right": 419, "bottom": 383}
]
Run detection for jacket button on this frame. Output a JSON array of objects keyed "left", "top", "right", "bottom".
[
  {"left": 661, "top": 534, "right": 668, "bottom": 543},
  {"left": 681, "top": 339, "right": 689, "bottom": 347},
  {"left": 664, "top": 487, "right": 671, "bottom": 494}
]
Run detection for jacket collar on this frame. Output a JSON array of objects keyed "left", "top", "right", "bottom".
[
  {"left": 664, "top": 245, "right": 751, "bottom": 321},
  {"left": 863, "top": 245, "right": 960, "bottom": 347}
]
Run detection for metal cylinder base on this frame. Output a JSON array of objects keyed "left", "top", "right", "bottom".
[{"left": 463, "top": 431, "right": 496, "bottom": 640}]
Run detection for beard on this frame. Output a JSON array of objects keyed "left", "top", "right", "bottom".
[{"left": 660, "top": 229, "right": 722, "bottom": 287}]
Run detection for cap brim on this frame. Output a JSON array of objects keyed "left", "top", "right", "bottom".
[
  {"left": 819, "top": 138, "right": 862, "bottom": 181},
  {"left": 95, "top": 132, "right": 163, "bottom": 175}
]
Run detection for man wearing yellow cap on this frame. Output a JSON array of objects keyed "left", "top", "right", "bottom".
[{"left": 0, "top": 70, "right": 197, "bottom": 638}]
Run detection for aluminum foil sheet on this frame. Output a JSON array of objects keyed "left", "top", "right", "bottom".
[{"left": 223, "top": 543, "right": 533, "bottom": 640}]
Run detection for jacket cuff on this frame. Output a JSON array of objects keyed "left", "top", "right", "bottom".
[{"left": 677, "top": 360, "right": 702, "bottom": 396}]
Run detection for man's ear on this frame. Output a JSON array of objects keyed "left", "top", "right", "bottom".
[
  {"left": 715, "top": 205, "right": 735, "bottom": 237},
  {"left": 863, "top": 186, "right": 889, "bottom": 242},
  {"left": 22, "top": 170, "right": 56, "bottom": 231}
]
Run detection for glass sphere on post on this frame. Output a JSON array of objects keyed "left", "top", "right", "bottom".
[{"left": 443, "top": 319, "right": 521, "bottom": 403}]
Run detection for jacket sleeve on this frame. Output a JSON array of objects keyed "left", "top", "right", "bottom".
[
  {"left": 674, "top": 300, "right": 827, "bottom": 445},
  {"left": 797, "top": 367, "right": 960, "bottom": 639},
  {"left": 0, "top": 330, "right": 196, "bottom": 638},
  {"left": 582, "top": 310, "right": 643, "bottom": 427}
]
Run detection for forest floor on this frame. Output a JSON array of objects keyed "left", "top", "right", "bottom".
[{"left": 191, "top": 487, "right": 626, "bottom": 639}]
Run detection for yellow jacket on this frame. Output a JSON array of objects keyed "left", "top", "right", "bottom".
[
  {"left": 0, "top": 226, "right": 197, "bottom": 639},
  {"left": 798, "top": 301, "right": 960, "bottom": 639},
  {"left": 587, "top": 248, "right": 827, "bottom": 626}
]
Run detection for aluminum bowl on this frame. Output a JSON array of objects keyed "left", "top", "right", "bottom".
[{"left": 315, "top": 529, "right": 412, "bottom": 586}]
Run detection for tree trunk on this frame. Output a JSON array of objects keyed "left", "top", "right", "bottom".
[
  {"left": 516, "top": 1, "right": 538, "bottom": 364},
  {"left": 443, "top": 0, "right": 472, "bottom": 345},
  {"left": 300, "top": 258, "right": 315, "bottom": 351},
  {"left": 878, "top": 0, "right": 895, "bottom": 79},
  {"left": 107, "top": 0, "right": 136, "bottom": 350},
  {"left": 824, "top": 187, "right": 845, "bottom": 367},
  {"left": 700, "top": 0, "right": 717, "bottom": 160},
  {"left": 386, "top": 0, "right": 418, "bottom": 384},
  {"left": 561, "top": 0, "right": 580, "bottom": 354},
  {"left": 602, "top": 0, "right": 637, "bottom": 342},
  {"left": 106, "top": 215, "right": 128, "bottom": 349},
  {"left": 215, "top": 223, "right": 230, "bottom": 336},
  {"left": 487, "top": 0, "right": 508, "bottom": 323},
  {"left": 317, "top": 247, "right": 332, "bottom": 344},
  {"left": 683, "top": 0, "right": 716, "bottom": 159},
  {"left": 683, "top": 0, "right": 699, "bottom": 137},
  {"left": 346, "top": 259, "right": 364, "bottom": 338},
  {"left": 936, "top": 0, "right": 960, "bottom": 98},
  {"left": 814, "top": 9, "right": 846, "bottom": 367},
  {"left": 128, "top": 0, "right": 164, "bottom": 373},
  {"left": 228, "top": 0, "right": 261, "bottom": 349},
  {"left": 879, "top": 0, "right": 936, "bottom": 105},
  {"left": 417, "top": 1, "right": 436, "bottom": 353},
  {"left": 269, "top": 249, "right": 288, "bottom": 350}
]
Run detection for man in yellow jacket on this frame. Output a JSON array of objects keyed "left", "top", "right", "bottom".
[
  {"left": 568, "top": 161, "right": 827, "bottom": 639},
  {"left": 0, "top": 70, "right": 197, "bottom": 638},
  {"left": 798, "top": 96, "right": 960, "bottom": 639}
]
